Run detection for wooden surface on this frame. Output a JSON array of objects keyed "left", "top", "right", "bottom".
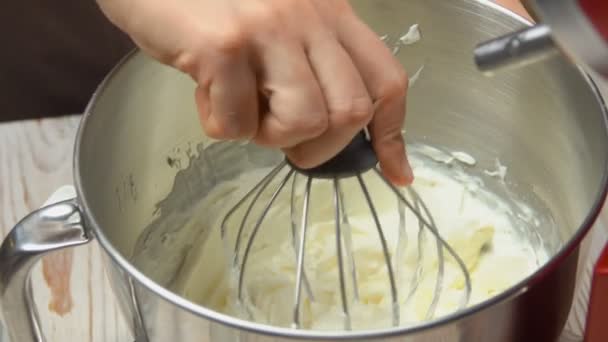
[
  {"left": 0, "top": 115, "right": 132, "bottom": 342},
  {"left": 0, "top": 113, "right": 606, "bottom": 342}
]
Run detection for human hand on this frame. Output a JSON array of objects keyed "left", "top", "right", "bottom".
[
  {"left": 495, "top": 0, "right": 534, "bottom": 21},
  {"left": 96, "top": 0, "right": 413, "bottom": 185}
]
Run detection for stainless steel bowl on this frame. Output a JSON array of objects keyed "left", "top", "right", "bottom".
[{"left": 2, "top": 0, "right": 607, "bottom": 341}]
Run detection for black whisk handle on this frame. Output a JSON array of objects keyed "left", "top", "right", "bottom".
[{"left": 287, "top": 131, "right": 378, "bottom": 178}]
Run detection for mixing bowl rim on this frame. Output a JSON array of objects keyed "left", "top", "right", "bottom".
[{"left": 75, "top": 1, "right": 608, "bottom": 338}]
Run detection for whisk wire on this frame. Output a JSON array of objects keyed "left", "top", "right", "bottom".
[
  {"left": 337, "top": 183, "right": 360, "bottom": 302},
  {"left": 221, "top": 162, "right": 286, "bottom": 239},
  {"left": 290, "top": 174, "right": 315, "bottom": 302},
  {"left": 409, "top": 188, "right": 444, "bottom": 319},
  {"left": 404, "top": 198, "right": 425, "bottom": 306},
  {"left": 238, "top": 169, "right": 295, "bottom": 301},
  {"left": 374, "top": 168, "right": 472, "bottom": 312},
  {"left": 292, "top": 177, "right": 313, "bottom": 329},
  {"left": 231, "top": 162, "right": 287, "bottom": 267},
  {"left": 393, "top": 188, "right": 407, "bottom": 296},
  {"left": 356, "top": 174, "right": 400, "bottom": 327},
  {"left": 333, "top": 179, "right": 352, "bottom": 330},
  {"left": 407, "top": 187, "right": 472, "bottom": 311}
]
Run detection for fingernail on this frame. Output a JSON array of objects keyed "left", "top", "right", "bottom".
[{"left": 403, "top": 157, "right": 414, "bottom": 185}]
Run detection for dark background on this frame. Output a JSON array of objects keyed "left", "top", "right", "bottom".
[{"left": 0, "top": 1, "right": 134, "bottom": 122}]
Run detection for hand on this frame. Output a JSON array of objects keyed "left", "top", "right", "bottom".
[
  {"left": 495, "top": 0, "right": 534, "bottom": 21},
  {"left": 96, "top": 0, "right": 413, "bottom": 185}
]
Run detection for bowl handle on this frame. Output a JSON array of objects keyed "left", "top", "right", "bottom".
[{"left": 0, "top": 198, "right": 91, "bottom": 342}]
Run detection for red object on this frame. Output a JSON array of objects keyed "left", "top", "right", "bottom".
[
  {"left": 578, "top": 0, "right": 608, "bottom": 43},
  {"left": 584, "top": 241, "right": 608, "bottom": 342}
]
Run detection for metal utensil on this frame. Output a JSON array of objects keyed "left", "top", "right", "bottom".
[
  {"left": 474, "top": 0, "right": 608, "bottom": 79},
  {"left": 221, "top": 132, "right": 471, "bottom": 330}
]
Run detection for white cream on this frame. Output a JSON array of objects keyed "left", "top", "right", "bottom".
[
  {"left": 484, "top": 158, "right": 508, "bottom": 182},
  {"left": 409, "top": 65, "right": 425, "bottom": 87},
  {"left": 451, "top": 151, "right": 477, "bottom": 166},
  {"left": 173, "top": 146, "right": 547, "bottom": 331},
  {"left": 400, "top": 24, "right": 421, "bottom": 45}
]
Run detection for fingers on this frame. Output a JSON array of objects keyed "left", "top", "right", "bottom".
[
  {"left": 252, "top": 40, "right": 329, "bottom": 149},
  {"left": 495, "top": 0, "right": 533, "bottom": 21},
  {"left": 195, "top": 51, "right": 259, "bottom": 140},
  {"left": 337, "top": 14, "right": 413, "bottom": 185},
  {"left": 369, "top": 96, "right": 413, "bottom": 186},
  {"left": 284, "top": 32, "right": 373, "bottom": 169}
]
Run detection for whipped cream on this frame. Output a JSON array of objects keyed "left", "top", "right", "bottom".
[
  {"left": 400, "top": 24, "right": 421, "bottom": 45},
  {"left": 172, "top": 145, "right": 547, "bottom": 331}
]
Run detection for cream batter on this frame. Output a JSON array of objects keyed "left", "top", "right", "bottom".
[{"left": 171, "top": 145, "right": 548, "bottom": 331}]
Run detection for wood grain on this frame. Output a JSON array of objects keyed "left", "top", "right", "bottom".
[{"left": 0, "top": 115, "right": 131, "bottom": 342}]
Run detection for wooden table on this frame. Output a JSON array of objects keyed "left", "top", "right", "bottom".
[
  {"left": 0, "top": 115, "right": 131, "bottom": 341},
  {"left": 0, "top": 114, "right": 606, "bottom": 342}
]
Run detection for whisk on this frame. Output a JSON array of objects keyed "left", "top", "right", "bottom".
[{"left": 220, "top": 131, "right": 472, "bottom": 330}]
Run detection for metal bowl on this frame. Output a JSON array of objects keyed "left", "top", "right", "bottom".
[{"left": 2, "top": 0, "right": 607, "bottom": 341}]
